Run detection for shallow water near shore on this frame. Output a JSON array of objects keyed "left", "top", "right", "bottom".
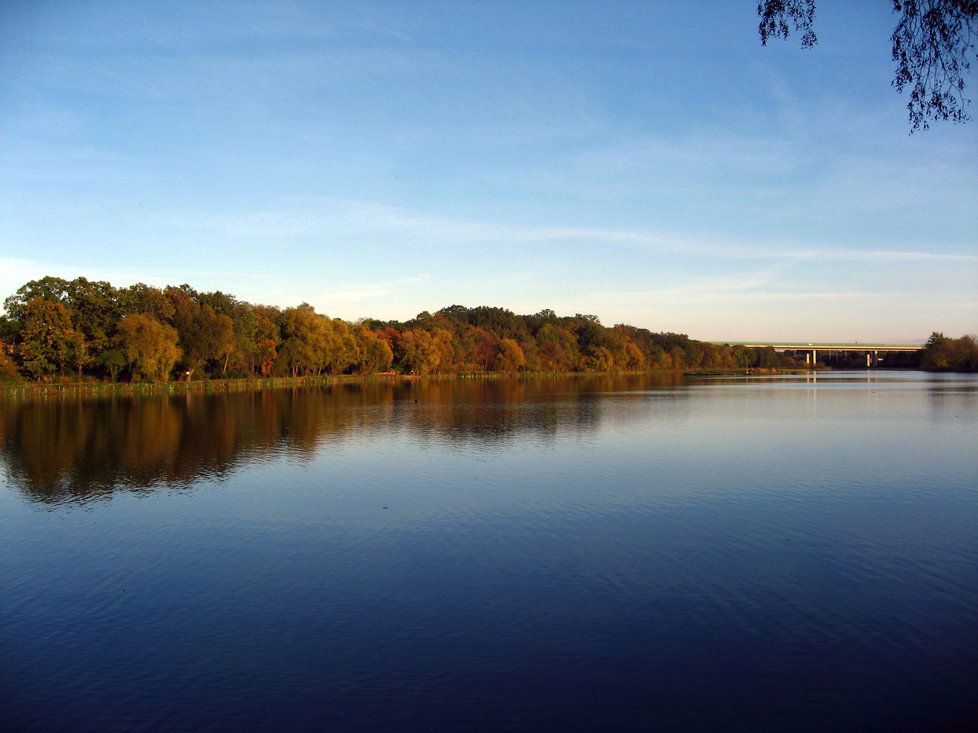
[{"left": 2, "top": 371, "right": 976, "bottom": 731}]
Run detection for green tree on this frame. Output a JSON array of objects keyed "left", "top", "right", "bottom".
[
  {"left": 3, "top": 277, "right": 119, "bottom": 375},
  {"left": 120, "top": 283, "right": 175, "bottom": 322},
  {"left": 919, "top": 332, "right": 977, "bottom": 370},
  {"left": 755, "top": 346, "right": 781, "bottom": 368},
  {"left": 97, "top": 348, "right": 128, "bottom": 382},
  {"left": 921, "top": 331, "right": 949, "bottom": 368},
  {"left": 65, "top": 277, "right": 120, "bottom": 364},
  {"left": 951, "top": 334, "right": 978, "bottom": 370},
  {"left": 2, "top": 276, "right": 72, "bottom": 328},
  {"left": 731, "top": 344, "right": 752, "bottom": 368},
  {"left": 165, "top": 288, "right": 236, "bottom": 378}
]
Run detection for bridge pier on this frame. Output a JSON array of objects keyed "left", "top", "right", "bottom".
[{"left": 715, "top": 342, "right": 923, "bottom": 368}]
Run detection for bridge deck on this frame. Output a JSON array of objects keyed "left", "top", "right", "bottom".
[{"left": 716, "top": 342, "right": 922, "bottom": 352}]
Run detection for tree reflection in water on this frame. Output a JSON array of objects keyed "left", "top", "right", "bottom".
[{"left": 0, "top": 374, "right": 683, "bottom": 502}]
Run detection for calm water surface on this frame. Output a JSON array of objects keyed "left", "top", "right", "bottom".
[{"left": 2, "top": 372, "right": 976, "bottom": 731}]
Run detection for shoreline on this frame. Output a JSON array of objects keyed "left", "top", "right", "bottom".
[
  {"left": 0, "top": 366, "right": 923, "bottom": 399},
  {"left": 0, "top": 372, "right": 615, "bottom": 398}
]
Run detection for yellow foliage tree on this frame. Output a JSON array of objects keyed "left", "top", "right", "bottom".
[
  {"left": 117, "top": 314, "right": 181, "bottom": 382},
  {"left": 495, "top": 338, "right": 526, "bottom": 373}
]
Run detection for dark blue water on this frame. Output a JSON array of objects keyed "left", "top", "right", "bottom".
[{"left": 2, "top": 373, "right": 976, "bottom": 731}]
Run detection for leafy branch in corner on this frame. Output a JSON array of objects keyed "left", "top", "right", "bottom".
[{"left": 758, "top": 0, "right": 977, "bottom": 131}]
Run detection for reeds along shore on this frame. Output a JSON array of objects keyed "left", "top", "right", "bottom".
[{"left": 0, "top": 370, "right": 657, "bottom": 399}]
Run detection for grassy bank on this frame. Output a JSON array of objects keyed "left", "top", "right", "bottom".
[
  {"left": 0, "top": 374, "right": 407, "bottom": 399},
  {"left": 0, "top": 369, "right": 692, "bottom": 399}
]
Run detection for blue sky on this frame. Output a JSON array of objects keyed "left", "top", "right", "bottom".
[{"left": 1, "top": 0, "right": 975, "bottom": 341}]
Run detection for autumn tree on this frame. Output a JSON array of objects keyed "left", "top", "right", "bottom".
[
  {"left": 354, "top": 326, "right": 394, "bottom": 373},
  {"left": 464, "top": 325, "right": 500, "bottom": 371},
  {"left": 587, "top": 346, "right": 616, "bottom": 372},
  {"left": 517, "top": 335, "right": 542, "bottom": 372},
  {"left": 536, "top": 323, "right": 582, "bottom": 371},
  {"left": 759, "top": 0, "right": 977, "bottom": 130},
  {"left": 0, "top": 339, "right": 20, "bottom": 382},
  {"left": 495, "top": 338, "right": 527, "bottom": 373},
  {"left": 669, "top": 346, "right": 687, "bottom": 371},
  {"left": 623, "top": 340, "right": 646, "bottom": 370},
  {"left": 197, "top": 290, "right": 250, "bottom": 374},
  {"left": 17, "top": 297, "right": 87, "bottom": 380},
  {"left": 116, "top": 314, "right": 181, "bottom": 382},
  {"left": 431, "top": 328, "right": 457, "bottom": 373},
  {"left": 573, "top": 315, "right": 617, "bottom": 370},
  {"left": 279, "top": 304, "right": 331, "bottom": 376},
  {"left": 166, "top": 287, "right": 236, "bottom": 378},
  {"left": 2, "top": 275, "right": 867, "bottom": 378},
  {"left": 324, "top": 318, "right": 358, "bottom": 374},
  {"left": 64, "top": 277, "right": 121, "bottom": 364},
  {"left": 396, "top": 329, "right": 436, "bottom": 374},
  {"left": 2, "top": 276, "right": 72, "bottom": 328},
  {"left": 649, "top": 346, "right": 673, "bottom": 371},
  {"left": 249, "top": 307, "right": 282, "bottom": 377},
  {"left": 3, "top": 276, "right": 120, "bottom": 377},
  {"left": 201, "top": 305, "right": 237, "bottom": 375}
]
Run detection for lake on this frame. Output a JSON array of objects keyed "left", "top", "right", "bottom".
[{"left": 1, "top": 372, "right": 976, "bottom": 731}]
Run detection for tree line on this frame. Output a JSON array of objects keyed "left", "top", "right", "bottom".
[
  {"left": 0, "top": 276, "right": 971, "bottom": 382},
  {"left": 0, "top": 276, "right": 770, "bottom": 382},
  {"left": 920, "top": 332, "right": 978, "bottom": 371}
]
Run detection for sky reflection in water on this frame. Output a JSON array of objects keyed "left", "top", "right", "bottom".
[{"left": 1, "top": 372, "right": 976, "bottom": 731}]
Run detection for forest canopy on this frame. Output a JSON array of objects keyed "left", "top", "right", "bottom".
[
  {"left": 0, "top": 276, "right": 805, "bottom": 383},
  {"left": 1, "top": 276, "right": 971, "bottom": 383}
]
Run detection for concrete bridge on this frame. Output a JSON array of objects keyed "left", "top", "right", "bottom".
[{"left": 717, "top": 342, "right": 924, "bottom": 367}]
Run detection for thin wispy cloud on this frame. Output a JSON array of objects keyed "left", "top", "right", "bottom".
[
  {"left": 3, "top": 3, "right": 975, "bottom": 339},
  {"left": 179, "top": 200, "right": 978, "bottom": 265}
]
